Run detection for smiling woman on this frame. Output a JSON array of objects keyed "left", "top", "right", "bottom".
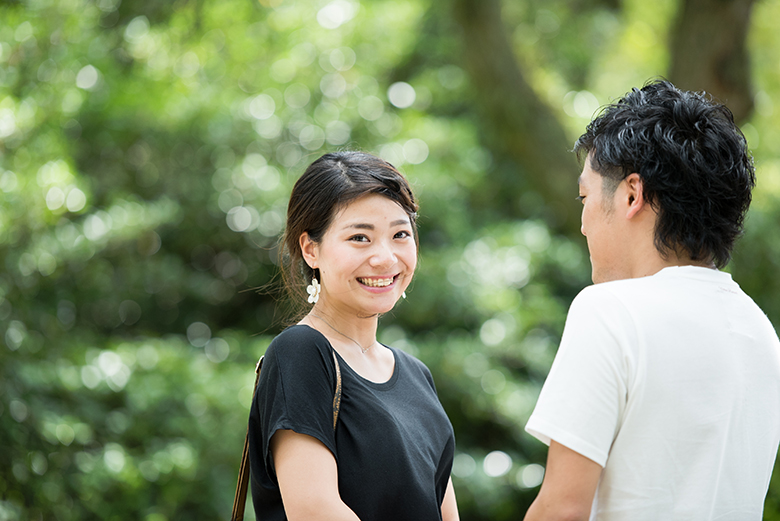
[
  {"left": 247, "top": 151, "right": 460, "bottom": 521},
  {"left": 300, "top": 194, "right": 417, "bottom": 326}
]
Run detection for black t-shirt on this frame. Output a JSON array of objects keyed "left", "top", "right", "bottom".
[{"left": 248, "top": 325, "right": 455, "bottom": 521}]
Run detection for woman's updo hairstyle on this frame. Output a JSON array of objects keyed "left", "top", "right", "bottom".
[{"left": 280, "top": 151, "right": 418, "bottom": 311}]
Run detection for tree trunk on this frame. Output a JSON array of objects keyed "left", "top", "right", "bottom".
[
  {"left": 669, "top": 0, "right": 756, "bottom": 124},
  {"left": 450, "top": 0, "right": 582, "bottom": 236}
]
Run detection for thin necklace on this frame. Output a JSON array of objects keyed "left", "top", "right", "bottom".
[{"left": 310, "top": 313, "right": 377, "bottom": 354}]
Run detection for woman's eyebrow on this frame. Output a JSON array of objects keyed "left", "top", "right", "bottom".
[
  {"left": 341, "top": 219, "right": 410, "bottom": 230},
  {"left": 342, "top": 223, "right": 373, "bottom": 230}
]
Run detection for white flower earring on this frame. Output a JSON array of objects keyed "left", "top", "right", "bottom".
[{"left": 307, "top": 275, "right": 321, "bottom": 304}]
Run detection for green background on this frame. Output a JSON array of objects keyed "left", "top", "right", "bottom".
[{"left": 2, "top": 0, "right": 780, "bottom": 519}]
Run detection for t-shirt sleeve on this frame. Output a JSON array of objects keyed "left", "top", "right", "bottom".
[
  {"left": 525, "top": 286, "right": 635, "bottom": 467},
  {"left": 249, "top": 327, "right": 339, "bottom": 481},
  {"left": 414, "top": 353, "right": 438, "bottom": 394}
]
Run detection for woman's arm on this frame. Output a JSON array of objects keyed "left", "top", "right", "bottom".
[
  {"left": 441, "top": 476, "right": 459, "bottom": 521},
  {"left": 271, "top": 429, "right": 361, "bottom": 521}
]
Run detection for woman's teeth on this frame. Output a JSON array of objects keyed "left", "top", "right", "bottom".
[{"left": 358, "top": 277, "right": 394, "bottom": 287}]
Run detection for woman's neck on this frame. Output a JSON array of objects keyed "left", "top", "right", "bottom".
[{"left": 306, "top": 304, "right": 379, "bottom": 352}]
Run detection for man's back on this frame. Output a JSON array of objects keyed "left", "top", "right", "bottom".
[{"left": 526, "top": 266, "right": 780, "bottom": 520}]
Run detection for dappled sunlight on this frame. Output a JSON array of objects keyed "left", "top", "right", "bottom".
[{"left": 2, "top": 0, "right": 780, "bottom": 519}]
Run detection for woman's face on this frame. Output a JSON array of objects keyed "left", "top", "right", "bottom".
[{"left": 301, "top": 193, "right": 417, "bottom": 318}]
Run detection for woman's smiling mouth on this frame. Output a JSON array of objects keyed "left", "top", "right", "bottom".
[{"left": 357, "top": 276, "right": 396, "bottom": 288}]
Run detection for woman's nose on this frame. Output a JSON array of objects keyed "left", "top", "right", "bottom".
[{"left": 369, "top": 240, "right": 397, "bottom": 267}]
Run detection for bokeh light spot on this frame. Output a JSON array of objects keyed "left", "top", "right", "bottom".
[
  {"left": 119, "top": 300, "right": 142, "bottom": 325},
  {"left": 438, "top": 65, "right": 465, "bottom": 90},
  {"left": 124, "top": 16, "right": 150, "bottom": 42},
  {"left": 76, "top": 65, "right": 99, "bottom": 90},
  {"left": 284, "top": 83, "right": 310, "bottom": 108},
  {"left": 317, "top": 0, "right": 358, "bottom": 29},
  {"left": 320, "top": 73, "right": 347, "bottom": 99},
  {"left": 481, "top": 369, "right": 506, "bottom": 395},
  {"left": 329, "top": 47, "right": 356, "bottom": 71},
  {"left": 463, "top": 352, "right": 488, "bottom": 378},
  {"left": 46, "top": 186, "right": 65, "bottom": 210},
  {"left": 379, "top": 142, "right": 404, "bottom": 166},
  {"left": 66, "top": 188, "right": 87, "bottom": 212},
  {"left": 253, "top": 115, "right": 283, "bottom": 139},
  {"left": 258, "top": 210, "right": 284, "bottom": 237},
  {"left": 174, "top": 51, "right": 200, "bottom": 79},
  {"left": 9, "top": 399, "right": 28, "bottom": 422},
  {"left": 452, "top": 453, "right": 477, "bottom": 478},
  {"left": 325, "top": 120, "right": 351, "bottom": 145},
  {"left": 388, "top": 82, "right": 416, "bottom": 109},
  {"left": 270, "top": 59, "right": 296, "bottom": 84},
  {"left": 517, "top": 463, "right": 545, "bottom": 488},
  {"left": 299, "top": 125, "right": 325, "bottom": 150},
  {"left": 564, "top": 90, "right": 600, "bottom": 118},
  {"left": 358, "top": 96, "right": 384, "bottom": 121},
  {"left": 249, "top": 94, "right": 275, "bottom": 120},
  {"left": 104, "top": 444, "right": 126, "bottom": 473},
  {"left": 205, "top": 338, "right": 230, "bottom": 363},
  {"left": 403, "top": 138, "right": 428, "bottom": 164},
  {"left": 480, "top": 318, "right": 506, "bottom": 346},
  {"left": 56, "top": 424, "right": 75, "bottom": 446},
  {"left": 484, "top": 450, "right": 512, "bottom": 477},
  {"left": 227, "top": 206, "right": 254, "bottom": 232},
  {"left": 0, "top": 109, "right": 17, "bottom": 138},
  {"left": 187, "top": 322, "right": 211, "bottom": 347}
]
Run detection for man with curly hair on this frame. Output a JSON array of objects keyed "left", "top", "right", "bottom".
[{"left": 524, "top": 80, "right": 780, "bottom": 520}]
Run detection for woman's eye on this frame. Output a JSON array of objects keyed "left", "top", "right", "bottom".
[
  {"left": 576, "top": 195, "right": 585, "bottom": 203},
  {"left": 394, "top": 230, "right": 412, "bottom": 239},
  {"left": 349, "top": 234, "right": 369, "bottom": 242}
]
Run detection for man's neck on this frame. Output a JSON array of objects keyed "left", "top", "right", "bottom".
[{"left": 630, "top": 252, "right": 716, "bottom": 279}]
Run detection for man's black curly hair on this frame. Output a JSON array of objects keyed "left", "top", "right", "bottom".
[{"left": 573, "top": 79, "right": 755, "bottom": 269}]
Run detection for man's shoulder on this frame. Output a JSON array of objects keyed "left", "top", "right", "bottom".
[
  {"left": 567, "top": 277, "right": 667, "bottom": 330},
  {"left": 572, "top": 277, "right": 645, "bottom": 306},
  {"left": 574, "top": 273, "right": 673, "bottom": 306}
]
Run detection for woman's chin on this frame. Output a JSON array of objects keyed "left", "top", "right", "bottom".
[{"left": 361, "top": 296, "right": 404, "bottom": 316}]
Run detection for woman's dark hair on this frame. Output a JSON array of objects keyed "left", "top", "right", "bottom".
[
  {"left": 573, "top": 79, "right": 755, "bottom": 268},
  {"left": 279, "top": 151, "right": 419, "bottom": 313}
]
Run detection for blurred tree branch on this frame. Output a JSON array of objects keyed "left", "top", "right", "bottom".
[
  {"left": 669, "top": 0, "right": 755, "bottom": 123},
  {"left": 448, "top": 0, "right": 757, "bottom": 239},
  {"left": 449, "top": 0, "right": 582, "bottom": 237}
]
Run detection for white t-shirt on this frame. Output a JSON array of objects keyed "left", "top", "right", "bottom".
[{"left": 526, "top": 266, "right": 780, "bottom": 520}]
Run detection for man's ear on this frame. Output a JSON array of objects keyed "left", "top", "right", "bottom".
[
  {"left": 624, "top": 173, "right": 647, "bottom": 219},
  {"left": 299, "top": 232, "right": 318, "bottom": 269}
]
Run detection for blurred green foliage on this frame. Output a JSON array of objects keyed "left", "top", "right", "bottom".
[{"left": 1, "top": 0, "right": 780, "bottom": 519}]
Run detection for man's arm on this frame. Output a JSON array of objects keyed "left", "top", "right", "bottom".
[{"left": 523, "top": 441, "right": 603, "bottom": 521}]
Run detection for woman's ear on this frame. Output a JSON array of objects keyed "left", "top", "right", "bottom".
[{"left": 299, "top": 232, "right": 318, "bottom": 269}]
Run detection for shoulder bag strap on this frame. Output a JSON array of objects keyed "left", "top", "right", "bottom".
[
  {"left": 230, "top": 357, "right": 263, "bottom": 521},
  {"left": 331, "top": 350, "right": 342, "bottom": 429},
  {"left": 230, "top": 350, "right": 343, "bottom": 520}
]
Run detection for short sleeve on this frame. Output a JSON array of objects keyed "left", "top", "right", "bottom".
[
  {"left": 248, "top": 326, "right": 339, "bottom": 483},
  {"left": 525, "top": 286, "right": 636, "bottom": 467}
]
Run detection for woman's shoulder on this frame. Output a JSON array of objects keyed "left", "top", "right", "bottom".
[
  {"left": 388, "top": 346, "right": 434, "bottom": 380},
  {"left": 267, "top": 324, "right": 331, "bottom": 360},
  {"left": 389, "top": 345, "right": 422, "bottom": 364},
  {"left": 272, "top": 323, "right": 325, "bottom": 343}
]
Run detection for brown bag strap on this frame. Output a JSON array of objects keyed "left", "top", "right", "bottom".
[
  {"left": 331, "top": 350, "right": 342, "bottom": 429},
  {"left": 230, "top": 351, "right": 342, "bottom": 521},
  {"left": 230, "top": 357, "right": 263, "bottom": 521}
]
